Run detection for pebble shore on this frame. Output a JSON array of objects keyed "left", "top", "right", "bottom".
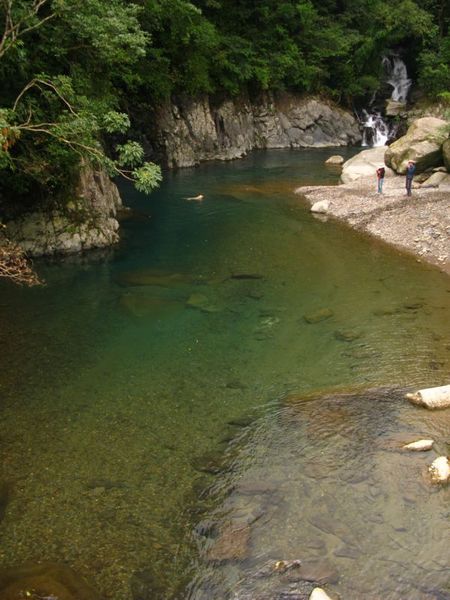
[{"left": 296, "top": 175, "right": 450, "bottom": 275}]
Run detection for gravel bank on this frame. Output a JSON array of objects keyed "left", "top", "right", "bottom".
[{"left": 296, "top": 175, "right": 450, "bottom": 275}]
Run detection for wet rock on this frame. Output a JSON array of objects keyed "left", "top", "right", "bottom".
[
  {"left": 405, "top": 385, "right": 450, "bottom": 409},
  {"left": 334, "top": 329, "right": 361, "bottom": 342},
  {"left": 0, "top": 563, "right": 101, "bottom": 600},
  {"left": 207, "top": 522, "right": 251, "bottom": 562},
  {"left": 402, "top": 439, "right": 434, "bottom": 451},
  {"left": 303, "top": 308, "right": 334, "bottom": 324},
  {"left": 428, "top": 456, "right": 450, "bottom": 484}
]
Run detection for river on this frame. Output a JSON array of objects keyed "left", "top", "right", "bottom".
[{"left": 0, "top": 148, "right": 449, "bottom": 599}]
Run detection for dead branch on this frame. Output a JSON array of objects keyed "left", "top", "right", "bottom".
[{"left": 0, "top": 229, "right": 41, "bottom": 286}]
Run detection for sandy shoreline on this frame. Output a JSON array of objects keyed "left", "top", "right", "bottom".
[{"left": 296, "top": 175, "right": 450, "bottom": 276}]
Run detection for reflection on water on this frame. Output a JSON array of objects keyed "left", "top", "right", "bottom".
[{"left": 0, "top": 148, "right": 449, "bottom": 599}]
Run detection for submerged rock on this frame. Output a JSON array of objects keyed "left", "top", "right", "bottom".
[
  {"left": 186, "top": 292, "right": 221, "bottom": 313},
  {"left": 405, "top": 384, "right": 450, "bottom": 409},
  {"left": 116, "top": 269, "right": 197, "bottom": 288},
  {"left": 303, "top": 308, "right": 334, "bottom": 324},
  {"left": 0, "top": 563, "right": 101, "bottom": 600},
  {"left": 334, "top": 329, "right": 361, "bottom": 342},
  {"left": 207, "top": 522, "right": 251, "bottom": 562}
]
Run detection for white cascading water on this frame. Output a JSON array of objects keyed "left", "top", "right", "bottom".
[
  {"left": 361, "top": 55, "right": 410, "bottom": 147},
  {"left": 383, "top": 55, "right": 411, "bottom": 102}
]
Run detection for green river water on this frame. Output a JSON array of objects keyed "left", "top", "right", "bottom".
[{"left": 0, "top": 148, "right": 449, "bottom": 600}]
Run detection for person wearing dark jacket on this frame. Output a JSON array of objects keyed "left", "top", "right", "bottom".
[{"left": 405, "top": 160, "right": 416, "bottom": 196}]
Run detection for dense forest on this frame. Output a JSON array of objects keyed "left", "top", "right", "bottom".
[{"left": 0, "top": 0, "right": 449, "bottom": 208}]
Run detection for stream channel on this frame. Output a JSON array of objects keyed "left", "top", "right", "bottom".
[{"left": 0, "top": 148, "right": 449, "bottom": 600}]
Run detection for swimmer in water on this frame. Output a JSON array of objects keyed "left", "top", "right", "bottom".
[{"left": 184, "top": 194, "right": 204, "bottom": 201}]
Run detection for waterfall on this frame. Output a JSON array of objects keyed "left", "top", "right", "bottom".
[
  {"left": 361, "top": 55, "right": 410, "bottom": 147},
  {"left": 361, "top": 111, "right": 390, "bottom": 147},
  {"left": 382, "top": 56, "right": 411, "bottom": 103}
]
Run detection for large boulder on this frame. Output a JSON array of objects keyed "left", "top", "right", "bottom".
[
  {"left": 442, "top": 138, "right": 450, "bottom": 171},
  {"left": 340, "top": 146, "right": 393, "bottom": 183},
  {"left": 385, "top": 117, "right": 448, "bottom": 174}
]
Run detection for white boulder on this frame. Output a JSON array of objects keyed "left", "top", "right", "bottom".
[
  {"left": 405, "top": 384, "right": 450, "bottom": 409},
  {"left": 310, "top": 588, "right": 333, "bottom": 600},
  {"left": 429, "top": 456, "right": 450, "bottom": 484},
  {"left": 325, "top": 155, "right": 344, "bottom": 165},
  {"left": 311, "top": 200, "right": 330, "bottom": 214},
  {"left": 402, "top": 439, "right": 434, "bottom": 452}
]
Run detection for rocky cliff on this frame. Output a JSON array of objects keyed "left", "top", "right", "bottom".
[
  {"left": 152, "top": 93, "right": 362, "bottom": 168},
  {"left": 5, "top": 166, "right": 122, "bottom": 257}
]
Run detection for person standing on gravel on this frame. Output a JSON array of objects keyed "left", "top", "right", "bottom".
[{"left": 405, "top": 160, "right": 416, "bottom": 196}]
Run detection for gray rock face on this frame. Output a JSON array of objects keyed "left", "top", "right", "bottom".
[
  {"left": 153, "top": 93, "right": 362, "bottom": 168},
  {"left": 6, "top": 165, "right": 122, "bottom": 257},
  {"left": 384, "top": 117, "right": 448, "bottom": 174}
]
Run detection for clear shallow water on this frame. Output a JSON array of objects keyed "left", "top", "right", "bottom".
[{"left": 0, "top": 148, "right": 449, "bottom": 599}]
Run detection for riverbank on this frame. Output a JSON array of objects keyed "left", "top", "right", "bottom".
[{"left": 296, "top": 175, "right": 450, "bottom": 276}]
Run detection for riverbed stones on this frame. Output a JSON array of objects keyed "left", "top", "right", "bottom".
[
  {"left": 303, "top": 308, "right": 334, "bottom": 324},
  {"left": 0, "top": 563, "right": 101, "bottom": 600},
  {"left": 385, "top": 117, "right": 448, "bottom": 174},
  {"left": 428, "top": 456, "right": 450, "bottom": 484},
  {"left": 405, "top": 384, "right": 450, "bottom": 409}
]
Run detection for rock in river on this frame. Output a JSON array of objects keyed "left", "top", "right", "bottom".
[{"left": 303, "top": 308, "right": 334, "bottom": 324}]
